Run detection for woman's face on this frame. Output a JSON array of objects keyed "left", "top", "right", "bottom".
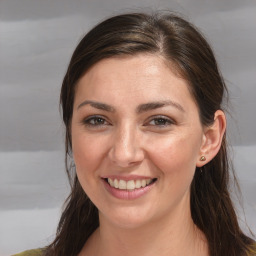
[{"left": 71, "top": 55, "right": 205, "bottom": 228}]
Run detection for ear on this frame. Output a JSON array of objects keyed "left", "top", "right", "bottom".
[{"left": 196, "top": 110, "right": 226, "bottom": 167}]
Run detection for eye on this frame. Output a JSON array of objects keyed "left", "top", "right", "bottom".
[
  {"left": 146, "top": 116, "right": 175, "bottom": 127},
  {"left": 82, "top": 115, "right": 110, "bottom": 127}
]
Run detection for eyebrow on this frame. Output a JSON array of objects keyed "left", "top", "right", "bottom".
[
  {"left": 136, "top": 100, "right": 185, "bottom": 113},
  {"left": 77, "top": 100, "right": 115, "bottom": 112},
  {"left": 77, "top": 100, "right": 185, "bottom": 113}
]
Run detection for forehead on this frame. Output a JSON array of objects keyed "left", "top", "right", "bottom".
[{"left": 74, "top": 55, "right": 195, "bottom": 110}]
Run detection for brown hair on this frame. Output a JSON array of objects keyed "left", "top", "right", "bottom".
[{"left": 44, "top": 12, "right": 255, "bottom": 256}]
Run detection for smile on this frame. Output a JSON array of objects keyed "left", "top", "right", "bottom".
[
  {"left": 103, "top": 177, "right": 157, "bottom": 200},
  {"left": 105, "top": 178, "right": 157, "bottom": 190}
]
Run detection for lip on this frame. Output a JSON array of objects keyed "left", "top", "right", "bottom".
[{"left": 102, "top": 177, "right": 156, "bottom": 200}]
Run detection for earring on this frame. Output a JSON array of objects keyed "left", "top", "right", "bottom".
[{"left": 200, "top": 156, "right": 206, "bottom": 161}]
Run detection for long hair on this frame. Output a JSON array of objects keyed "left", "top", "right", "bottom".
[{"left": 44, "top": 12, "right": 256, "bottom": 256}]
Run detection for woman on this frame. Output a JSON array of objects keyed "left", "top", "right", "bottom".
[{"left": 15, "top": 11, "right": 256, "bottom": 256}]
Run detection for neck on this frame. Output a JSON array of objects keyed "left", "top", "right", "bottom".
[{"left": 79, "top": 198, "right": 208, "bottom": 256}]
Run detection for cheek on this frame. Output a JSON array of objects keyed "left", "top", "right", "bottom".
[
  {"left": 146, "top": 134, "right": 200, "bottom": 180},
  {"left": 72, "top": 131, "right": 105, "bottom": 179},
  {"left": 146, "top": 135, "right": 201, "bottom": 210},
  {"left": 71, "top": 132, "right": 109, "bottom": 204}
]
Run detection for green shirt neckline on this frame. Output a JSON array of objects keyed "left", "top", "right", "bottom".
[{"left": 12, "top": 249, "right": 42, "bottom": 256}]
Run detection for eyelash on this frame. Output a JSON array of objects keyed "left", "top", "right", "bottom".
[
  {"left": 82, "top": 115, "right": 110, "bottom": 127},
  {"left": 81, "top": 115, "right": 175, "bottom": 128},
  {"left": 145, "top": 115, "right": 175, "bottom": 128}
]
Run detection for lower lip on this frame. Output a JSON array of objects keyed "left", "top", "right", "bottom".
[{"left": 103, "top": 179, "right": 155, "bottom": 200}]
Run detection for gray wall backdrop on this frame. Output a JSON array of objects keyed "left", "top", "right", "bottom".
[{"left": 0, "top": 0, "right": 255, "bottom": 255}]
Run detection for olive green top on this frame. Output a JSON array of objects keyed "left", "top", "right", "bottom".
[
  {"left": 12, "top": 245, "right": 256, "bottom": 256},
  {"left": 12, "top": 249, "right": 43, "bottom": 256}
]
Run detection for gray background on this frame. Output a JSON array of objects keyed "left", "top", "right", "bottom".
[{"left": 0, "top": 0, "right": 255, "bottom": 255}]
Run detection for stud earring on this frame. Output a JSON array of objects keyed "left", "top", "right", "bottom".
[{"left": 200, "top": 156, "right": 206, "bottom": 161}]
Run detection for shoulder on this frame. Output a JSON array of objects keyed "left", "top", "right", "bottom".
[{"left": 12, "top": 248, "right": 43, "bottom": 256}]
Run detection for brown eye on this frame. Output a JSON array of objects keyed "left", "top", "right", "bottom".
[
  {"left": 82, "top": 115, "right": 110, "bottom": 127},
  {"left": 151, "top": 118, "right": 169, "bottom": 125},
  {"left": 147, "top": 116, "right": 174, "bottom": 127}
]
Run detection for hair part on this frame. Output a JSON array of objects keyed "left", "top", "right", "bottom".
[{"left": 45, "top": 11, "right": 255, "bottom": 256}]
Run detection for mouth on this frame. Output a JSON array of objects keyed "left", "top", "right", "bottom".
[{"left": 104, "top": 177, "right": 157, "bottom": 190}]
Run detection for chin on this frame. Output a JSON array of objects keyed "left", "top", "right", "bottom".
[{"left": 99, "top": 207, "right": 154, "bottom": 229}]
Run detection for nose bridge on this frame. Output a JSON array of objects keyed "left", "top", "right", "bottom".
[{"left": 109, "top": 121, "right": 143, "bottom": 167}]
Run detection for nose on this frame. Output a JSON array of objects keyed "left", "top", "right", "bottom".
[{"left": 108, "top": 123, "right": 144, "bottom": 168}]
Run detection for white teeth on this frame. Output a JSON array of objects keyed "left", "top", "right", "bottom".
[
  {"left": 135, "top": 180, "right": 141, "bottom": 188},
  {"left": 114, "top": 179, "right": 119, "bottom": 188},
  {"left": 108, "top": 178, "right": 114, "bottom": 187},
  {"left": 107, "top": 178, "right": 154, "bottom": 190},
  {"left": 141, "top": 179, "right": 146, "bottom": 187},
  {"left": 127, "top": 180, "right": 135, "bottom": 190},
  {"left": 119, "top": 179, "right": 127, "bottom": 189}
]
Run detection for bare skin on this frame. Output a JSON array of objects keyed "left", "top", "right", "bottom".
[
  {"left": 72, "top": 55, "right": 226, "bottom": 256},
  {"left": 79, "top": 197, "right": 209, "bottom": 256}
]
